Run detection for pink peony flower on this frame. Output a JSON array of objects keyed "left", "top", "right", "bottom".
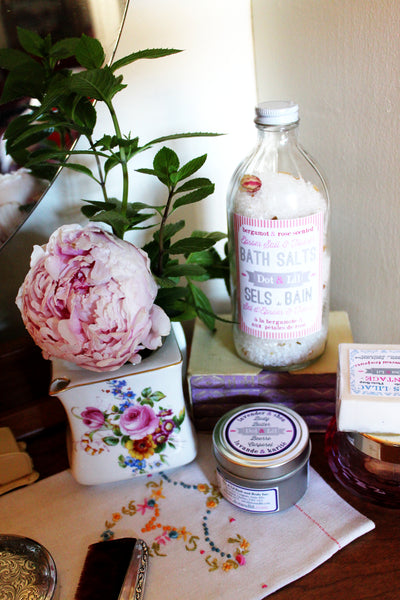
[
  {"left": 81, "top": 407, "right": 105, "bottom": 430},
  {"left": 16, "top": 224, "right": 170, "bottom": 371},
  {"left": 119, "top": 404, "right": 159, "bottom": 439}
]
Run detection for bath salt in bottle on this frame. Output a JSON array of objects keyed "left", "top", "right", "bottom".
[{"left": 227, "top": 101, "right": 330, "bottom": 370}]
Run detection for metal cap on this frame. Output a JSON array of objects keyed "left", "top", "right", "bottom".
[
  {"left": 255, "top": 100, "right": 299, "bottom": 126},
  {"left": 212, "top": 403, "right": 310, "bottom": 481}
]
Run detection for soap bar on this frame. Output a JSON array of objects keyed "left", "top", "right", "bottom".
[{"left": 337, "top": 343, "right": 400, "bottom": 433}]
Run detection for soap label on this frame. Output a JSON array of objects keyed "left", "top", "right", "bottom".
[
  {"left": 350, "top": 348, "right": 400, "bottom": 396},
  {"left": 234, "top": 212, "right": 323, "bottom": 339}
]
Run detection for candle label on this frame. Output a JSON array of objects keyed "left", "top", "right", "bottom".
[
  {"left": 350, "top": 348, "right": 400, "bottom": 396},
  {"left": 216, "top": 469, "right": 279, "bottom": 512},
  {"left": 224, "top": 407, "right": 297, "bottom": 457},
  {"left": 234, "top": 212, "right": 324, "bottom": 339}
]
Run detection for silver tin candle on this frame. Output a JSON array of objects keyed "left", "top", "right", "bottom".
[{"left": 213, "top": 403, "right": 311, "bottom": 513}]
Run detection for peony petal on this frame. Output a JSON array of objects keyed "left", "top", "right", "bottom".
[{"left": 15, "top": 223, "right": 171, "bottom": 371}]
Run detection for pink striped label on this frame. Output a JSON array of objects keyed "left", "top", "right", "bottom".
[{"left": 234, "top": 212, "right": 324, "bottom": 339}]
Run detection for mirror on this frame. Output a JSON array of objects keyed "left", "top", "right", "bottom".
[{"left": 0, "top": 0, "right": 130, "bottom": 250}]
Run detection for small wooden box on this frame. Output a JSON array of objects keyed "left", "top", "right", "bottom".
[{"left": 187, "top": 312, "right": 353, "bottom": 432}]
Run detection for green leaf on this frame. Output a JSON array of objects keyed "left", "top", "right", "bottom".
[
  {"left": 154, "top": 443, "right": 166, "bottom": 454},
  {"left": 6, "top": 121, "right": 59, "bottom": 151},
  {"left": 61, "top": 162, "right": 96, "bottom": 179},
  {"left": 69, "top": 67, "right": 126, "bottom": 102},
  {"left": 153, "top": 147, "right": 179, "bottom": 186},
  {"left": 168, "top": 237, "right": 217, "bottom": 255},
  {"left": 88, "top": 209, "right": 131, "bottom": 239},
  {"left": 156, "top": 287, "right": 188, "bottom": 302},
  {"left": 103, "top": 436, "right": 119, "bottom": 446},
  {"left": 163, "top": 263, "right": 206, "bottom": 277},
  {"left": 186, "top": 248, "right": 216, "bottom": 270},
  {"left": 136, "top": 167, "right": 157, "bottom": 176},
  {"left": 170, "top": 305, "right": 198, "bottom": 321},
  {"left": 172, "top": 184, "right": 214, "bottom": 210},
  {"left": 17, "top": 27, "right": 46, "bottom": 57},
  {"left": 186, "top": 247, "right": 229, "bottom": 281},
  {"left": 28, "top": 74, "right": 71, "bottom": 117},
  {"left": 0, "top": 61, "right": 46, "bottom": 103},
  {"left": 188, "top": 283, "right": 216, "bottom": 330},
  {"left": 149, "top": 391, "right": 166, "bottom": 402},
  {"left": 174, "top": 177, "right": 212, "bottom": 193},
  {"left": 127, "top": 201, "right": 157, "bottom": 214},
  {"left": 141, "top": 398, "right": 154, "bottom": 407},
  {"left": 155, "top": 220, "right": 185, "bottom": 243},
  {"left": 30, "top": 163, "right": 59, "bottom": 181},
  {"left": 190, "top": 230, "right": 227, "bottom": 243},
  {"left": 110, "top": 48, "right": 183, "bottom": 72},
  {"left": 50, "top": 37, "right": 81, "bottom": 61},
  {"left": 0, "top": 48, "right": 33, "bottom": 70},
  {"left": 71, "top": 96, "right": 97, "bottom": 131},
  {"left": 175, "top": 154, "right": 207, "bottom": 181},
  {"left": 154, "top": 276, "right": 181, "bottom": 289},
  {"left": 75, "top": 34, "right": 105, "bottom": 69},
  {"left": 146, "top": 132, "right": 223, "bottom": 147}
]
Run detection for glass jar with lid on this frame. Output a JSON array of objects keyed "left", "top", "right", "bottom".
[{"left": 227, "top": 100, "right": 330, "bottom": 370}]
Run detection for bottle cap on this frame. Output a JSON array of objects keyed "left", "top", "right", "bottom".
[{"left": 255, "top": 100, "right": 299, "bottom": 125}]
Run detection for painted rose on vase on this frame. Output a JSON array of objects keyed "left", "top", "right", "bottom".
[{"left": 73, "top": 379, "right": 185, "bottom": 474}]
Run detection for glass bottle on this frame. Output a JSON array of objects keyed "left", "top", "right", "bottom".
[{"left": 227, "top": 101, "right": 330, "bottom": 370}]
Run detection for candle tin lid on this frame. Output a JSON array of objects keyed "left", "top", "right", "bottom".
[
  {"left": 213, "top": 403, "right": 310, "bottom": 481},
  {"left": 348, "top": 431, "right": 400, "bottom": 464}
]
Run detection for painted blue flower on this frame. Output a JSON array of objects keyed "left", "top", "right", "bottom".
[
  {"left": 109, "top": 379, "right": 128, "bottom": 396},
  {"left": 124, "top": 456, "right": 146, "bottom": 471},
  {"left": 119, "top": 400, "right": 134, "bottom": 411},
  {"left": 100, "top": 529, "right": 114, "bottom": 541}
]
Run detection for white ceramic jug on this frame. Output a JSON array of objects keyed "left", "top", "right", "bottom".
[{"left": 49, "top": 325, "right": 197, "bottom": 485}]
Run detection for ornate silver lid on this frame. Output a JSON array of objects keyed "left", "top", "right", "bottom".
[{"left": 0, "top": 534, "right": 57, "bottom": 599}]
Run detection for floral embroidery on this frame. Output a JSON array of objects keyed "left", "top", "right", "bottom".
[
  {"left": 100, "top": 474, "right": 250, "bottom": 573},
  {"left": 72, "top": 380, "right": 185, "bottom": 473}
]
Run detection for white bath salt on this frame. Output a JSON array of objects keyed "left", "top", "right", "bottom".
[
  {"left": 234, "top": 171, "right": 327, "bottom": 221},
  {"left": 232, "top": 171, "right": 330, "bottom": 369}
]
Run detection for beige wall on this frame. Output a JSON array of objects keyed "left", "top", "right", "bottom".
[{"left": 251, "top": 0, "right": 400, "bottom": 343}]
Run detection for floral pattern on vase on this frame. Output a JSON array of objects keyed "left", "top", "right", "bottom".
[
  {"left": 72, "top": 379, "right": 185, "bottom": 475},
  {"left": 50, "top": 325, "right": 197, "bottom": 485}
]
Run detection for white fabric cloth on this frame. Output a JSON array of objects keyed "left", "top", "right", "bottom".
[{"left": 0, "top": 434, "right": 374, "bottom": 599}]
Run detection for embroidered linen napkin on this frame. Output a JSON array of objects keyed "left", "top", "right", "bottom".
[{"left": 0, "top": 434, "right": 374, "bottom": 599}]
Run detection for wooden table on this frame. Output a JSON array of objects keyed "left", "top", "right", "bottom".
[{"left": 0, "top": 334, "right": 398, "bottom": 599}]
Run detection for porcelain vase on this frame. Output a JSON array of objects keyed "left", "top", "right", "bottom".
[{"left": 49, "top": 324, "right": 197, "bottom": 485}]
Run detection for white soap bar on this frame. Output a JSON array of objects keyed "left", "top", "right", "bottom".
[{"left": 337, "top": 343, "right": 400, "bottom": 433}]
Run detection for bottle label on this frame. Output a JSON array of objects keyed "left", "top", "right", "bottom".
[{"left": 234, "top": 212, "right": 324, "bottom": 339}]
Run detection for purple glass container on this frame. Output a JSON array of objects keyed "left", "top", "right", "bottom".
[{"left": 325, "top": 417, "right": 400, "bottom": 508}]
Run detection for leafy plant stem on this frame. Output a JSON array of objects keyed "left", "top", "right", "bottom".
[
  {"left": 107, "top": 99, "right": 129, "bottom": 215},
  {"left": 157, "top": 186, "right": 175, "bottom": 276},
  {"left": 88, "top": 133, "right": 108, "bottom": 202}
]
